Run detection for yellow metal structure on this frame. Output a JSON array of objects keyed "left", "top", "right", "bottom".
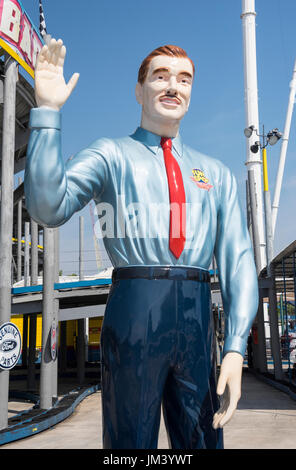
[
  {"left": 262, "top": 147, "right": 269, "bottom": 192},
  {"left": 12, "top": 237, "right": 44, "bottom": 251},
  {"left": 10, "top": 315, "right": 104, "bottom": 363},
  {"left": 0, "top": 37, "right": 35, "bottom": 79}
]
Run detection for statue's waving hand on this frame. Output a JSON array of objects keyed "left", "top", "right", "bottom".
[{"left": 35, "top": 38, "right": 79, "bottom": 110}]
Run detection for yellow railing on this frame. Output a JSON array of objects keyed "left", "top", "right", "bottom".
[{"left": 12, "top": 237, "right": 44, "bottom": 250}]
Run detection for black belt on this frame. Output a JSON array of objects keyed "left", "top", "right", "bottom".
[{"left": 112, "top": 266, "right": 210, "bottom": 283}]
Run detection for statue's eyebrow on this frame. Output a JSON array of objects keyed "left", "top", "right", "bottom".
[
  {"left": 152, "top": 67, "right": 193, "bottom": 80},
  {"left": 179, "top": 71, "right": 193, "bottom": 79},
  {"left": 152, "top": 67, "right": 170, "bottom": 75}
]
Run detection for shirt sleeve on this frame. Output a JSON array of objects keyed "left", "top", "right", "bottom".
[
  {"left": 24, "top": 107, "right": 109, "bottom": 228},
  {"left": 214, "top": 164, "right": 259, "bottom": 358}
]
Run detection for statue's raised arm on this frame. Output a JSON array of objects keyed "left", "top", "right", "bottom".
[
  {"left": 35, "top": 38, "right": 79, "bottom": 110},
  {"left": 25, "top": 38, "right": 107, "bottom": 228}
]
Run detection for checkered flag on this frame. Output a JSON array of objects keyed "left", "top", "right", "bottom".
[{"left": 39, "top": 0, "right": 47, "bottom": 39}]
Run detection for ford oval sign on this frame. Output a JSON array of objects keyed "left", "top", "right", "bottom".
[
  {"left": 0, "top": 322, "right": 22, "bottom": 370},
  {"left": 1, "top": 340, "right": 18, "bottom": 352}
]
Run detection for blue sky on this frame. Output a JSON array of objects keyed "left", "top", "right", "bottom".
[{"left": 20, "top": 0, "right": 296, "bottom": 275}]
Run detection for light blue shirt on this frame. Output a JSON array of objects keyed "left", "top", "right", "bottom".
[{"left": 24, "top": 107, "right": 259, "bottom": 357}]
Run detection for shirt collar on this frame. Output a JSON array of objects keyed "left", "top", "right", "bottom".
[{"left": 130, "top": 127, "right": 183, "bottom": 158}]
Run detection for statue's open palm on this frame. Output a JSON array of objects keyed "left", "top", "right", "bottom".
[{"left": 35, "top": 38, "right": 79, "bottom": 110}]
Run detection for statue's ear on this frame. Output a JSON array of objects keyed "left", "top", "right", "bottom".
[{"left": 135, "top": 82, "right": 143, "bottom": 105}]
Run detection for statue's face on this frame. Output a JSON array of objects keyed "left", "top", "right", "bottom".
[{"left": 136, "top": 55, "right": 193, "bottom": 125}]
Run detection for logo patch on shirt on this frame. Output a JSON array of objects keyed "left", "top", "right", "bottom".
[{"left": 190, "top": 169, "right": 213, "bottom": 192}]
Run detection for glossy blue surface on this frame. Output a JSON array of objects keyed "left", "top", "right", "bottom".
[
  {"left": 101, "top": 270, "right": 223, "bottom": 449},
  {"left": 24, "top": 107, "right": 258, "bottom": 357}
]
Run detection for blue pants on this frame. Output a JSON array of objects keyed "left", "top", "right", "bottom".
[{"left": 101, "top": 266, "right": 223, "bottom": 449}]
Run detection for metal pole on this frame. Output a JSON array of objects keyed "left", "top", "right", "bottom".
[
  {"left": 282, "top": 258, "right": 290, "bottom": 381},
  {"left": 248, "top": 170, "right": 262, "bottom": 274},
  {"left": 248, "top": 169, "right": 262, "bottom": 369},
  {"left": 272, "top": 59, "right": 296, "bottom": 236},
  {"left": 269, "top": 263, "right": 283, "bottom": 380},
  {"left": 40, "top": 227, "right": 55, "bottom": 409},
  {"left": 246, "top": 179, "right": 252, "bottom": 236},
  {"left": 77, "top": 216, "right": 85, "bottom": 384},
  {"left": 52, "top": 228, "right": 59, "bottom": 400},
  {"left": 241, "top": 0, "right": 266, "bottom": 271},
  {"left": 27, "top": 219, "right": 38, "bottom": 390},
  {"left": 80, "top": 215, "right": 89, "bottom": 360},
  {"left": 31, "top": 220, "right": 38, "bottom": 284},
  {"left": 24, "top": 221, "right": 30, "bottom": 286},
  {"left": 256, "top": 289, "right": 268, "bottom": 373},
  {"left": 280, "top": 293, "right": 284, "bottom": 336},
  {"left": 0, "top": 56, "right": 18, "bottom": 430},
  {"left": 79, "top": 216, "right": 84, "bottom": 281},
  {"left": 17, "top": 176, "right": 22, "bottom": 282},
  {"left": 293, "top": 253, "right": 296, "bottom": 375},
  {"left": 22, "top": 315, "right": 28, "bottom": 367},
  {"left": 37, "top": 30, "right": 55, "bottom": 405},
  {"left": 264, "top": 188, "right": 273, "bottom": 268},
  {"left": 54, "top": 228, "right": 59, "bottom": 283},
  {"left": 262, "top": 148, "right": 274, "bottom": 273},
  {"left": 27, "top": 314, "right": 37, "bottom": 390},
  {"left": 77, "top": 319, "right": 85, "bottom": 385}
]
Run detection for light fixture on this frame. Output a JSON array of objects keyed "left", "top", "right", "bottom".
[
  {"left": 250, "top": 141, "right": 260, "bottom": 153},
  {"left": 267, "top": 128, "right": 282, "bottom": 146},
  {"left": 244, "top": 125, "right": 255, "bottom": 138}
]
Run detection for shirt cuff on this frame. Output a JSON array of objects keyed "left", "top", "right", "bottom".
[
  {"left": 29, "top": 107, "right": 61, "bottom": 130},
  {"left": 223, "top": 335, "right": 247, "bottom": 358}
]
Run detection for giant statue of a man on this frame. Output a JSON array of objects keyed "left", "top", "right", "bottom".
[{"left": 24, "top": 38, "right": 258, "bottom": 449}]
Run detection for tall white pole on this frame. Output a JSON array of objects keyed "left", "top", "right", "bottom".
[
  {"left": 272, "top": 59, "right": 296, "bottom": 236},
  {"left": 241, "top": 0, "right": 266, "bottom": 271}
]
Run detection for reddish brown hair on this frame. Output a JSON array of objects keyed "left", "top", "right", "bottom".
[{"left": 138, "top": 45, "right": 195, "bottom": 85}]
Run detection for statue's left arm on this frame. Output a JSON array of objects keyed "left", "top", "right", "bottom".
[{"left": 212, "top": 165, "right": 259, "bottom": 428}]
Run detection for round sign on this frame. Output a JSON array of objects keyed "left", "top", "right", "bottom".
[
  {"left": 0, "top": 322, "right": 22, "bottom": 370},
  {"left": 290, "top": 348, "right": 296, "bottom": 365}
]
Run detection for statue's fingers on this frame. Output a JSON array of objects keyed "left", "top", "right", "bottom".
[
  {"left": 57, "top": 45, "right": 67, "bottom": 70},
  {"left": 218, "top": 393, "right": 239, "bottom": 427},
  {"left": 215, "top": 395, "right": 229, "bottom": 417},
  {"left": 218, "top": 407, "right": 235, "bottom": 428},
  {"left": 52, "top": 39, "right": 63, "bottom": 66},
  {"left": 66, "top": 73, "right": 80, "bottom": 95},
  {"left": 36, "top": 45, "right": 48, "bottom": 69},
  {"left": 44, "top": 44, "right": 52, "bottom": 63},
  {"left": 47, "top": 38, "right": 57, "bottom": 63},
  {"left": 212, "top": 410, "right": 226, "bottom": 429},
  {"left": 216, "top": 372, "right": 227, "bottom": 396}
]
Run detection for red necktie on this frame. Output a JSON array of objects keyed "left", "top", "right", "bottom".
[{"left": 160, "top": 137, "right": 186, "bottom": 259}]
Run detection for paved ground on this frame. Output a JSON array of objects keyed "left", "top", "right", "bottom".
[{"left": 2, "top": 370, "right": 296, "bottom": 449}]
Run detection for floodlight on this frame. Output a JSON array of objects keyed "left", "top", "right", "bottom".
[
  {"left": 267, "top": 128, "right": 282, "bottom": 146},
  {"left": 250, "top": 141, "right": 260, "bottom": 153},
  {"left": 244, "top": 125, "right": 255, "bottom": 138}
]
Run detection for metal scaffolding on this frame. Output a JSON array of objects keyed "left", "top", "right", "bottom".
[{"left": 256, "top": 240, "right": 296, "bottom": 385}]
